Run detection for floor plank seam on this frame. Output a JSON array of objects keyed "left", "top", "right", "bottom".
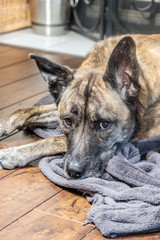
[
  {"left": 0, "top": 130, "right": 19, "bottom": 141},
  {"left": 0, "top": 169, "right": 18, "bottom": 179},
  {"left": 0, "top": 189, "right": 63, "bottom": 232},
  {"left": 0, "top": 73, "right": 40, "bottom": 88},
  {"left": 0, "top": 58, "right": 30, "bottom": 70},
  {"left": 31, "top": 189, "right": 64, "bottom": 209},
  {"left": 0, "top": 90, "right": 49, "bottom": 111},
  {"left": 34, "top": 209, "right": 93, "bottom": 227},
  {"left": 79, "top": 227, "right": 96, "bottom": 240}
]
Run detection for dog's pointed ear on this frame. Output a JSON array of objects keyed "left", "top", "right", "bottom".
[
  {"left": 29, "top": 54, "right": 73, "bottom": 104},
  {"left": 103, "top": 36, "right": 140, "bottom": 107}
]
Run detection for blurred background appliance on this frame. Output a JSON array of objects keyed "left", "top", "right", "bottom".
[{"left": 70, "top": 0, "right": 160, "bottom": 40}]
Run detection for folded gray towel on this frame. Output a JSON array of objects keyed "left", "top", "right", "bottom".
[
  {"left": 32, "top": 95, "right": 160, "bottom": 238},
  {"left": 39, "top": 141, "right": 160, "bottom": 238}
]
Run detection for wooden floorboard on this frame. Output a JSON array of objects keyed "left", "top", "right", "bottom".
[
  {"left": 0, "top": 91, "right": 49, "bottom": 118},
  {"left": 0, "top": 169, "right": 17, "bottom": 179},
  {"left": 36, "top": 190, "right": 91, "bottom": 223},
  {"left": 0, "top": 74, "right": 48, "bottom": 109},
  {"left": 0, "top": 45, "right": 13, "bottom": 54},
  {"left": 0, "top": 208, "right": 94, "bottom": 240},
  {"left": 0, "top": 167, "right": 61, "bottom": 230},
  {"left": 0, "top": 59, "right": 40, "bottom": 87},
  {"left": 0, "top": 45, "right": 159, "bottom": 240},
  {"left": 0, "top": 48, "right": 31, "bottom": 68}
]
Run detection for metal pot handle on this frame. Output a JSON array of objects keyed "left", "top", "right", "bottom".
[{"left": 70, "top": 0, "right": 79, "bottom": 8}]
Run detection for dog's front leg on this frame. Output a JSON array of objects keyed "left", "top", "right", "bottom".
[
  {"left": 0, "top": 104, "right": 58, "bottom": 137},
  {"left": 0, "top": 136, "right": 67, "bottom": 169}
]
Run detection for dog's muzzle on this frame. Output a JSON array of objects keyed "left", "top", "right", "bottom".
[{"left": 65, "top": 154, "right": 87, "bottom": 179}]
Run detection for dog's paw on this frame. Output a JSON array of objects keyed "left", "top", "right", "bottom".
[
  {"left": 0, "top": 111, "right": 24, "bottom": 137},
  {"left": 0, "top": 117, "right": 17, "bottom": 138},
  {"left": 0, "top": 147, "right": 24, "bottom": 169},
  {"left": 0, "top": 119, "right": 9, "bottom": 137}
]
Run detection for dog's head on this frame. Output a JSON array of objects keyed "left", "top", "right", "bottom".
[{"left": 30, "top": 36, "right": 140, "bottom": 178}]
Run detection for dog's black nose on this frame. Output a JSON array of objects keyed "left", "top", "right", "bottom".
[{"left": 66, "top": 163, "right": 85, "bottom": 179}]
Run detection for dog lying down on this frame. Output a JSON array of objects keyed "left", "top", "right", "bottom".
[
  {"left": 0, "top": 34, "right": 160, "bottom": 237},
  {"left": 1, "top": 34, "right": 160, "bottom": 179},
  {"left": 31, "top": 96, "right": 160, "bottom": 237}
]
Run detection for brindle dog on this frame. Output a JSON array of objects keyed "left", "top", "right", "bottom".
[{"left": 0, "top": 35, "right": 160, "bottom": 178}]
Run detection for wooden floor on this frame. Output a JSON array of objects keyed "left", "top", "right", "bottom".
[{"left": 0, "top": 45, "right": 159, "bottom": 240}]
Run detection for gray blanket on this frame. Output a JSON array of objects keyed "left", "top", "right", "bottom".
[{"left": 32, "top": 96, "right": 160, "bottom": 238}]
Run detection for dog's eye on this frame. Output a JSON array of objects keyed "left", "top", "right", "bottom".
[
  {"left": 63, "top": 118, "right": 72, "bottom": 128},
  {"left": 99, "top": 121, "right": 110, "bottom": 130}
]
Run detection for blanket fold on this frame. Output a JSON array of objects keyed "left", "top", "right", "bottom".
[{"left": 39, "top": 141, "right": 160, "bottom": 237}]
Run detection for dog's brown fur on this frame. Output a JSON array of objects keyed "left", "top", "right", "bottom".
[
  {"left": 74, "top": 34, "right": 160, "bottom": 140},
  {"left": 0, "top": 34, "right": 160, "bottom": 178}
]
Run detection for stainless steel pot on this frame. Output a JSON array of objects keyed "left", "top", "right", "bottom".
[{"left": 30, "top": 0, "right": 71, "bottom": 36}]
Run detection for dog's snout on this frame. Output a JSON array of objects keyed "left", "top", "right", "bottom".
[{"left": 66, "top": 161, "right": 85, "bottom": 179}]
